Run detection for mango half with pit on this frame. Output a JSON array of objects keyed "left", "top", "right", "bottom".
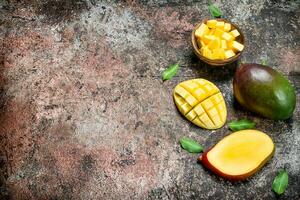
[{"left": 174, "top": 79, "right": 227, "bottom": 129}]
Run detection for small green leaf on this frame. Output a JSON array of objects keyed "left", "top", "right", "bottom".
[
  {"left": 162, "top": 63, "right": 180, "bottom": 81},
  {"left": 261, "top": 59, "right": 268, "bottom": 65},
  {"left": 228, "top": 119, "right": 255, "bottom": 131},
  {"left": 180, "top": 137, "right": 203, "bottom": 153},
  {"left": 208, "top": 4, "right": 222, "bottom": 18},
  {"left": 272, "top": 169, "right": 288, "bottom": 195}
]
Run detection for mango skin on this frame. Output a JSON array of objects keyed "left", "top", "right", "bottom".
[{"left": 233, "top": 64, "right": 296, "bottom": 120}]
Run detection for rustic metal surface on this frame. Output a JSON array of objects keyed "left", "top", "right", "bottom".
[{"left": 0, "top": 0, "right": 299, "bottom": 199}]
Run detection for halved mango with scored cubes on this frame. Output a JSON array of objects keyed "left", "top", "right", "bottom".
[
  {"left": 195, "top": 19, "right": 244, "bottom": 60},
  {"left": 174, "top": 79, "right": 227, "bottom": 129}
]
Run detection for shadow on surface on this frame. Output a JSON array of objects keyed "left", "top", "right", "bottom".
[{"left": 188, "top": 52, "right": 239, "bottom": 83}]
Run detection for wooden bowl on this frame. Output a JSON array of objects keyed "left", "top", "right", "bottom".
[{"left": 191, "top": 19, "right": 245, "bottom": 66}]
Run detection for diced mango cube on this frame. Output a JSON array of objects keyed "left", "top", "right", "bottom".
[
  {"left": 197, "top": 39, "right": 205, "bottom": 48},
  {"left": 222, "top": 32, "right": 234, "bottom": 41},
  {"left": 208, "top": 38, "right": 221, "bottom": 50},
  {"left": 202, "top": 46, "right": 213, "bottom": 59},
  {"left": 201, "top": 45, "right": 208, "bottom": 53},
  {"left": 224, "top": 23, "right": 231, "bottom": 32},
  {"left": 211, "top": 50, "right": 219, "bottom": 60},
  {"left": 202, "top": 35, "right": 215, "bottom": 44},
  {"left": 221, "top": 40, "right": 227, "bottom": 49},
  {"left": 207, "top": 20, "right": 217, "bottom": 28},
  {"left": 230, "top": 29, "right": 240, "bottom": 37},
  {"left": 200, "top": 40, "right": 205, "bottom": 47},
  {"left": 216, "top": 21, "right": 225, "bottom": 30},
  {"left": 224, "top": 50, "right": 235, "bottom": 59},
  {"left": 200, "top": 45, "right": 207, "bottom": 54},
  {"left": 217, "top": 48, "right": 225, "bottom": 59},
  {"left": 200, "top": 47, "right": 204, "bottom": 54},
  {"left": 232, "top": 41, "right": 244, "bottom": 51},
  {"left": 227, "top": 41, "right": 233, "bottom": 49},
  {"left": 212, "top": 49, "right": 225, "bottom": 60},
  {"left": 195, "top": 23, "right": 209, "bottom": 39},
  {"left": 208, "top": 28, "right": 215, "bottom": 35},
  {"left": 214, "top": 28, "right": 224, "bottom": 37}
]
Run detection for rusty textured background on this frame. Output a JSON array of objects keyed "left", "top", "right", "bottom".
[{"left": 0, "top": 0, "right": 299, "bottom": 199}]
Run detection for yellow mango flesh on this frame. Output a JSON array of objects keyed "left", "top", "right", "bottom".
[
  {"left": 174, "top": 79, "right": 227, "bottom": 129},
  {"left": 207, "top": 19, "right": 217, "bottom": 28},
  {"left": 216, "top": 21, "right": 225, "bottom": 30},
  {"left": 201, "top": 46, "right": 213, "bottom": 59},
  {"left": 202, "top": 35, "right": 215, "bottom": 45},
  {"left": 232, "top": 41, "right": 244, "bottom": 51},
  {"left": 207, "top": 130, "right": 275, "bottom": 176},
  {"left": 208, "top": 38, "right": 221, "bottom": 50},
  {"left": 225, "top": 50, "right": 235, "bottom": 59},
  {"left": 230, "top": 29, "right": 240, "bottom": 37},
  {"left": 212, "top": 48, "right": 225, "bottom": 59},
  {"left": 195, "top": 23, "right": 209, "bottom": 38},
  {"left": 221, "top": 40, "right": 227, "bottom": 49},
  {"left": 224, "top": 23, "right": 231, "bottom": 32},
  {"left": 214, "top": 28, "right": 224, "bottom": 37},
  {"left": 222, "top": 32, "right": 234, "bottom": 41},
  {"left": 195, "top": 21, "right": 244, "bottom": 60}
]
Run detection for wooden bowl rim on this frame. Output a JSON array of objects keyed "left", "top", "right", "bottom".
[{"left": 191, "top": 18, "right": 245, "bottom": 66}]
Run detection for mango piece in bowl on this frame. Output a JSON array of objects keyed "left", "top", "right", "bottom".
[
  {"left": 173, "top": 79, "right": 227, "bottom": 129},
  {"left": 195, "top": 20, "right": 244, "bottom": 60}
]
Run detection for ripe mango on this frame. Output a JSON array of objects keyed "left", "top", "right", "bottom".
[
  {"left": 233, "top": 64, "right": 296, "bottom": 120},
  {"left": 174, "top": 79, "right": 227, "bottom": 129}
]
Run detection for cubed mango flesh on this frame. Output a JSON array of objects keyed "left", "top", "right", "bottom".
[
  {"left": 197, "top": 39, "right": 205, "bottom": 49},
  {"left": 202, "top": 46, "right": 213, "bottom": 59},
  {"left": 195, "top": 23, "right": 209, "bottom": 39},
  {"left": 208, "top": 28, "right": 215, "bottom": 35},
  {"left": 221, "top": 40, "right": 227, "bottom": 49},
  {"left": 214, "top": 28, "right": 224, "bottom": 37},
  {"left": 211, "top": 50, "right": 219, "bottom": 60},
  {"left": 216, "top": 21, "right": 225, "bottom": 30},
  {"left": 202, "top": 35, "right": 215, "bottom": 45},
  {"left": 227, "top": 41, "right": 233, "bottom": 49},
  {"left": 174, "top": 79, "right": 227, "bottom": 129},
  {"left": 200, "top": 40, "right": 206, "bottom": 47},
  {"left": 195, "top": 20, "right": 243, "bottom": 60},
  {"left": 224, "top": 50, "right": 235, "bottom": 59},
  {"left": 222, "top": 32, "right": 234, "bottom": 41},
  {"left": 232, "top": 41, "right": 244, "bottom": 51},
  {"left": 208, "top": 38, "right": 221, "bottom": 50},
  {"left": 207, "top": 20, "right": 217, "bottom": 28},
  {"left": 230, "top": 29, "right": 240, "bottom": 37},
  {"left": 212, "top": 48, "right": 225, "bottom": 59},
  {"left": 224, "top": 23, "right": 231, "bottom": 32}
]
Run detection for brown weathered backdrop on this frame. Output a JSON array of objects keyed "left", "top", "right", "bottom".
[{"left": 0, "top": 0, "right": 299, "bottom": 199}]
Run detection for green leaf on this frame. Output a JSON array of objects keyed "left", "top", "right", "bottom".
[
  {"left": 180, "top": 137, "right": 203, "bottom": 153},
  {"left": 261, "top": 59, "right": 268, "bottom": 65},
  {"left": 228, "top": 119, "right": 255, "bottom": 131},
  {"left": 208, "top": 4, "right": 222, "bottom": 18},
  {"left": 162, "top": 63, "right": 180, "bottom": 81},
  {"left": 272, "top": 169, "right": 288, "bottom": 195}
]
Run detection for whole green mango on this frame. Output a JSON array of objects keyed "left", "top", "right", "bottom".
[{"left": 233, "top": 63, "right": 296, "bottom": 120}]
